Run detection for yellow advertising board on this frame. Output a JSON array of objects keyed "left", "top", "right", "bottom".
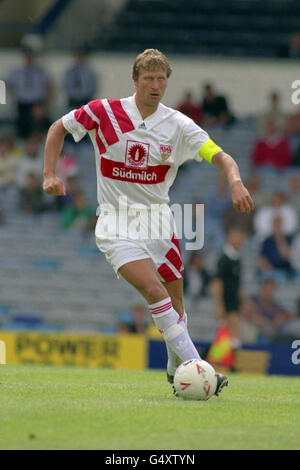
[{"left": 0, "top": 331, "right": 146, "bottom": 370}]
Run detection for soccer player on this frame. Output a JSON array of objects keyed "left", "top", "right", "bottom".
[{"left": 43, "top": 49, "right": 254, "bottom": 396}]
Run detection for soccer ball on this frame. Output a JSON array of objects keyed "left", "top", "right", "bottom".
[{"left": 174, "top": 359, "right": 218, "bottom": 401}]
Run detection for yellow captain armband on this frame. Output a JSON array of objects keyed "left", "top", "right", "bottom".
[{"left": 198, "top": 139, "right": 222, "bottom": 163}]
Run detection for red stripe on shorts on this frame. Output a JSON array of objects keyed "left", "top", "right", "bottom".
[
  {"left": 88, "top": 100, "right": 119, "bottom": 146},
  {"left": 171, "top": 232, "right": 182, "bottom": 255},
  {"left": 166, "top": 248, "right": 183, "bottom": 274},
  {"left": 157, "top": 263, "right": 178, "bottom": 282},
  {"left": 108, "top": 99, "right": 135, "bottom": 133}
]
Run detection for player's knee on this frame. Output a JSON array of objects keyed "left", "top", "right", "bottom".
[{"left": 140, "top": 282, "right": 168, "bottom": 305}]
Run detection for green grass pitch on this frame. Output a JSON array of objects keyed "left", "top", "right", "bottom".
[{"left": 0, "top": 364, "right": 299, "bottom": 450}]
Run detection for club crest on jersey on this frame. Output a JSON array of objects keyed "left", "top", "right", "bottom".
[
  {"left": 125, "top": 140, "right": 149, "bottom": 168},
  {"left": 160, "top": 144, "right": 173, "bottom": 161}
]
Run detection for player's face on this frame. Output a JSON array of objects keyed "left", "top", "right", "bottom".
[{"left": 134, "top": 67, "right": 168, "bottom": 108}]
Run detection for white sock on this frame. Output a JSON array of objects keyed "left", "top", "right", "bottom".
[
  {"left": 166, "top": 311, "right": 189, "bottom": 376},
  {"left": 149, "top": 298, "right": 200, "bottom": 365},
  {"left": 165, "top": 343, "right": 180, "bottom": 376}
]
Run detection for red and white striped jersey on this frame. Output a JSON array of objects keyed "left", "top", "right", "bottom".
[{"left": 62, "top": 94, "right": 211, "bottom": 210}]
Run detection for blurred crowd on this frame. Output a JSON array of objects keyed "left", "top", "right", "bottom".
[
  {"left": 0, "top": 47, "right": 98, "bottom": 233},
  {"left": 0, "top": 47, "right": 300, "bottom": 346},
  {"left": 176, "top": 85, "right": 300, "bottom": 169},
  {"left": 176, "top": 83, "right": 300, "bottom": 347},
  {"left": 181, "top": 186, "right": 300, "bottom": 346}
]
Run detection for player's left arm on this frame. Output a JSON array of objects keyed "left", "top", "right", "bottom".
[{"left": 211, "top": 150, "right": 254, "bottom": 213}]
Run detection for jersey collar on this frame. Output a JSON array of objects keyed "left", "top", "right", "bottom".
[{"left": 126, "top": 94, "right": 162, "bottom": 128}]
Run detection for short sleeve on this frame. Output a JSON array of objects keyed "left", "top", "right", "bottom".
[
  {"left": 179, "top": 119, "right": 222, "bottom": 166},
  {"left": 62, "top": 109, "right": 89, "bottom": 143},
  {"left": 179, "top": 119, "right": 209, "bottom": 165}
]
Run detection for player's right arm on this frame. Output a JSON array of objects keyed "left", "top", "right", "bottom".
[{"left": 43, "top": 119, "right": 68, "bottom": 196}]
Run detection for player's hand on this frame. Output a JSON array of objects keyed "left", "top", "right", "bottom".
[
  {"left": 43, "top": 175, "right": 66, "bottom": 196},
  {"left": 230, "top": 180, "right": 254, "bottom": 213}
]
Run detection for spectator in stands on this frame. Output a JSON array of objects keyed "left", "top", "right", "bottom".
[
  {"left": 279, "top": 31, "right": 300, "bottom": 59},
  {"left": 6, "top": 48, "right": 52, "bottom": 139},
  {"left": 240, "top": 278, "right": 296, "bottom": 344},
  {"left": 254, "top": 191, "right": 298, "bottom": 239},
  {"left": 290, "top": 143, "right": 300, "bottom": 167},
  {"left": 115, "top": 309, "right": 134, "bottom": 334},
  {"left": 251, "top": 120, "right": 292, "bottom": 169},
  {"left": 116, "top": 304, "right": 147, "bottom": 334},
  {"left": 201, "top": 82, "right": 235, "bottom": 127},
  {"left": 286, "top": 173, "right": 300, "bottom": 213},
  {"left": 0, "top": 137, "right": 18, "bottom": 188},
  {"left": 223, "top": 174, "right": 264, "bottom": 238},
  {"left": 202, "top": 176, "right": 232, "bottom": 249},
  {"left": 30, "top": 103, "right": 52, "bottom": 141},
  {"left": 223, "top": 205, "right": 254, "bottom": 238},
  {"left": 55, "top": 175, "right": 81, "bottom": 212},
  {"left": 64, "top": 48, "right": 98, "bottom": 110},
  {"left": 19, "top": 172, "right": 45, "bottom": 214},
  {"left": 57, "top": 151, "right": 78, "bottom": 181},
  {"left": 183, "top": 251, "right": 211, "bottom": 302},
  {"left": 176, "top": 90, "right": 203, "bottom": 124},
  {"left": 285, "top": 105, "right": 300, "bottom": 166},
  {"left": 131, "top": 304, "right": 148, "bottom": 334},
  {"left": 258, "top": 215, "right": 295, "bottom": 280},
  {"left": 17, "top": 135, "right": 43, "bottom": 188},
  {"left": 288, "top": 32, "right": 300, "bottom": 58},
  {"left": 290, "top": 230, "right": 300, "bottom": 275},
  {"left": 244, "top": 173, "right": 266, "bottom": 209},
  {"left": 286, "top": 105, "right": 300, "bottom": 138},
  {"left": 61, "top": 189, "right": 95, "bottom": 233},
  {"left": 52, "top": 148, "right": 79, "bottom": 211},
  {"left": 257, "top": 91, "right": 287, "bottom": 137},
  {"left": 286, "top": 106, "right": 300, "bottom": 165},
  {"left": 210, "top": 227, "right": 247, "bottom": 349}
]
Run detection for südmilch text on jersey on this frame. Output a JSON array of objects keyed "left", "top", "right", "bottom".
[{"left": 62, "top": 94, "right": 220, "bottom": 211}]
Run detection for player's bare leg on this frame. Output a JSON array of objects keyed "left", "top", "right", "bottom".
[
  {"left": 118, "top": 258, "right": 168, "bottom": 304},
  {"left": 163, "top": 278, "right": 184, "bottom": 317},
  {"left": 118, "top": 259, "right": 200, "bottom": 366}
]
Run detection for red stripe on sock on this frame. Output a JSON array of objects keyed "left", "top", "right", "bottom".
[
  {"left": 166, "top": 248, "right": 183, "bottom": 273},
  {"left": 150, "top": 301, "right": 173, "bottom": 315}
]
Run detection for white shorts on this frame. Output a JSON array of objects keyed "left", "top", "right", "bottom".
[{"left": 95, "top": 207, "right": 184, "bottom": 282}]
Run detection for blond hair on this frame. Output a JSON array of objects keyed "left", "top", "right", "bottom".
[{"left": 132, "top": 49, "right": 172, "bottom": 80}]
